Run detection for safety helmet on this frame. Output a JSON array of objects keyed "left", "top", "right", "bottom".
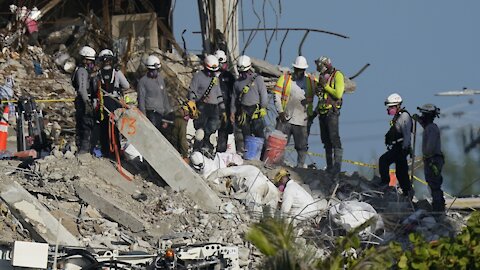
[
  {"left": 315, "top": 56, "right": 332, "bottom": 73},
  {"left": 191, "top": 151, "right": 205, "bottom": 170},
  {"left": 214, "top": 50, "right": 227, "bottom": 63},
  {"left": 237, "top": 55, "right": 252, "bottom": 72},
  {"left": 98, "top": 49, "right": 114, "bottom": 61},
  {"left": 273, "top": 168, "right": 290, "bottom": 184},
  {"left": 79, "top": 46, "right": 96, "bottom": 60},
  {"left": 204, "top": 55, "right": 219, "bottom": 71},
  {"left": 385, "top": 93, "right": 403, "bottom": 107},
  {"left": 417, "top": 103, "right": 440, "bottom": 117},
  {"left": 292, "top": 56, "right": 308, "bottom": 69},
  {"left": 145, "top": 55, "right": 161, "bottom": 69}
]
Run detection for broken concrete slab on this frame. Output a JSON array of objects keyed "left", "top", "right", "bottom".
[
  {"left": 114, "top": 107, "right": 222, "bottom": 211},
  {"left": 74, "top": 183, "right": 145, "bottom": 232},
  {"left": 0, "top": 181, "right": 80, "bottom": 246}
]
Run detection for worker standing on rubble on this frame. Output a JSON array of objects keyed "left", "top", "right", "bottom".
[
  {"left": 214, "top": 50, "right": 235, "bottom": 152},
  {"left": 273, "top": 169, "right": 318, "bottom": 222},
  {"left": 137, "top": 55, "right": 174, "bottom": 141},
  {"left": 93, "top": 49, "right": 130, "bottom": 158},
  {"left": 72, "top": 46, "right": 97, "bottom": 155},
  {"left": 273, "top": 56, "right": 316, "bottom": 168},
  {"left": 188, "top": 55, "right": 225, "bottom": 154},
  {"left": 413, "top": 104, "right": 445, "bottom": 213},
  {"left": 230, "top": 55, "right": 268, "bottom": 156},
  {"left": 378, "top": 93, "right": 413, "bottom": 198},
  {"left": 314, "top": 56, "right": 345, "bottom": 176}
]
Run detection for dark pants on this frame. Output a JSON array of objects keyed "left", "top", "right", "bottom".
[
  {"left": 97, "top": 96, "right": 120, "bottom": 158},
  {"left": 172, "top": 111, "right": 189, "bottom": 158},
  {"left": 379, "top": 145, "right": 412, "bottom": 193},
  {"left": 319, "top": 110, "right": 342, "bottom": 173},
  {"left": 146, "top": 110, "right": 173, "bottom": 142},
  {"left": 424, "top": 156, "right": 445, "bottom": 211},
  {"left": 75, "top": 97, "right": 95, "bottom": 154},
  {"left": 217, "top": 109, "right": 233, "bottom": 153},
  {"left": 276, "top": 121, "right": 308, "bottom": 167},
  {"left": 193, "top": 102, "right": 221, "bottom": 150}
]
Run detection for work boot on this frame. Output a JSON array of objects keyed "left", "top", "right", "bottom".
[
  {"left": 332, "top": 148, "right": 343, "bottom": 176},
  {"left": 297, "top": 151, "right": 307, "bottom": 169}
]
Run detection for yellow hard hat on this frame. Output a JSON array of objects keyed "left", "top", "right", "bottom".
[{"left": 274, "top": 168, "right": 290, "bottom": 184}]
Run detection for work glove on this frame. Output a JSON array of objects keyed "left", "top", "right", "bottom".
[
  {"left": 278, "top": 111, "right": 287, "bottom": 123},
  {"left": 412, "top": 113, "right": 420, "bottom": 121},
  {"left": 318, "top": 76, "right": 327, "bottom": 88},
  {"left": 429, "top": 162, "right": 440, "bottom": 176},
  {"left": 221, "top": 112, "right": 227, "bottom": 123},
  {"left": 237, "top": 112, "right": 247, "bottom": 126}
]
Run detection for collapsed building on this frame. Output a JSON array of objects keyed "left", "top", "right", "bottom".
[{"left": 0, "top": 1, "right": 477, "bottom": 269}]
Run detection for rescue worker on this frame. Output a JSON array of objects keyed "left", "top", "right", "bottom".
[
  {"left": 314, "top": 56, "right": 345, "bottom": 176},
  {"left": 207, "top": 164, "right": 280, "bottom": 212},
  {"left": 273, "top": 169, "right": 319, "bottom": 222},
  {"left": 413, "top": 104, "right": 445, "bottom": 212},
  {"left": 93, "top": 49, "right": 130, "bottom": 158},
  {"left": 137, "top": 55, "right": 174, "bottom": 141},
  {"left": 273, "top": 56, "right": 316, "bottom": 168},
  {"left": 378, "top": 93, "right": 413, "bottom": 198},
  {"left": 72, "top": 46, "right": 97, "bottom": 154},
  {"left": 230, "top": 55, "right": 268, "bottom": 155},
  {"left": 214, "top": 50, "right": 235, "bottom": 152},
  {"left": 171, "top": 100, "right": 192, "bottom": 163},
  {"left": 188, "top": 55, "right": 226, "bottom": 153},
  {"left": 190, "top": 151, "right": 243, "bottom": 179}
]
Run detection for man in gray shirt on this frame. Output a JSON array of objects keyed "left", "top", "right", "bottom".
[
  {"left": 137, "top": 55, "right": 173, "bottom": 141},
  {"left": 414, "top": 104, "right": 445, "bottom": 213},
  {"left": 188, "top": 55, "right": 225, "bottom": 153},
  {"left": 378, "top": 93, "right": 413, "bottom": 198},
  {"left": 230, "top": 55, "right": 268, "bottom": 155},
  {"left": 72, "top": 46, "right": 97, "bottom": 154}
]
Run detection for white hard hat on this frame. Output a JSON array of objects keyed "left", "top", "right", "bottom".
[
  {"left": 237, "top": 55, "right": 252, "bottom": 72},
  {"left": 315, "top": 56, "right": 332, "bottom": 67},
  {"left": 191, "top": 151, "right": 205, "bottom": 170},
  {"left": 292, "top": 56, "right": 308, "bottom": 69},
  {"left": 385, "top": 93, "right": 403, "bottom": 106},
  {"left": 214, "top": 50, "right": 227, "bottom": 63},
  {"left": 204, "top": 55, "right": 219, "bottom": 71},
  {"left": 79, "top": 46, "right": 96, "bottom": 60},
  {"left": 98, "top": 49, "right": 114, "bottom": 58},
  {"left": 145, "top": 55, "right": 161, "bottom": 69}
]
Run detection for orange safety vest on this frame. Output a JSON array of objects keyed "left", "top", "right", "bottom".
[{"left": 273, "top": 72, "right": 315, "bottom": 110}]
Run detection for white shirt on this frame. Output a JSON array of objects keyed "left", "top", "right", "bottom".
[
  {"left": 284, "top": 79, "right": 308, "bottom": 126},
  {"left": 281, "top": 180, "right": 318, "bottom": 220}
]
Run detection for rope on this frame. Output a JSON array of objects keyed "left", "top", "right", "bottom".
[{"left": 109, "top": 112, "right": 132, "bottom": 181}]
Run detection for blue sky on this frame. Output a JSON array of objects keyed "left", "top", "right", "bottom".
[{"left": 172, "top": 0, "right": 480, "bottom": 191}]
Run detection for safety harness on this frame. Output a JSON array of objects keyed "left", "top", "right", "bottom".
[
  {"left": 200, "top": 77, "right": 218, "bottom": 102},
  {"left": 317, "top": 70, "right": 343, "bottom": 114},
  {"left": 385, "top": 109, "right": 412, "bottom": 148}
]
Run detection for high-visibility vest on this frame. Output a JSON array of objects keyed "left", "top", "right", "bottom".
[
  {"left": 273, "top": 72, "right": 316, "bottom": 111},
  {"left": 317, "top": 70, "right": 344, "bottom": 113}
]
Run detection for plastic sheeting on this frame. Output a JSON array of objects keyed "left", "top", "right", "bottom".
[{"left": 329, "top": 201, "right": 384, "bottom": 238}]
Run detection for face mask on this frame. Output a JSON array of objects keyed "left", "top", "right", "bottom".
[
  {"left": 102, "top": 65, "right": 112, "bottom": 70},
  {"left": 239, "top": 72, "right": 248, "bottom": 80},
  {"left": 387, "top": 107, "right": 398, "bottom": 116},
  {"left": 293, "top": 69, "right": 305, "bottom": 80},
  {"left": 278, "top": 184, "right": 285, "bottom": 192},
  {"left": 86, "top": 62, "right": 95, "bottom": 72},
  {"left": 220, "top": 62, "right": 228, "bottom": 71},
  {"left": 147, "top": 70, "right": 158, "bottom": 78}
]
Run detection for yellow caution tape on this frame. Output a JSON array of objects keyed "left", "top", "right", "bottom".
[{"left": 1, "top": 98, "right": 75, "bottom": 104}]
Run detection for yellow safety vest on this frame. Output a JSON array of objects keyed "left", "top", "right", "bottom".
[
  {"left": 273, "top": 72, "right": 316, "bottom": 111},
  {"left": 317, "top": 70, "right": 344, "bottom": 114}
]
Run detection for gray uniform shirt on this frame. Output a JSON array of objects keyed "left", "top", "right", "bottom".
[
  {"left": 394, "top": 111, "right": 412, "bottom": 149},
  {"left": 137, "top": 74, "right": 172, "bottom": 115},
  {"left": 97, "top": 68, "right": 130, "bottom": 96},
  {"left": 74, "top": 67, "right": 90, "bottom": 102},
  {"left": 188, "top": 71, "right": 225, "bottom": 110},
  {"left": 231, "top": 72, "right": 268, "bottom": 114},
  {"left": 422, "top": 122, "right": 442, "bottom": 158}
]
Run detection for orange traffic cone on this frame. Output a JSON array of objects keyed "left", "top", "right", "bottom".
[
  {"left": 0, "top": 106, "right": 9, "bottom": 151},
  {"left": 389, "top": 169, "right": 397, "bottom": 187}
]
